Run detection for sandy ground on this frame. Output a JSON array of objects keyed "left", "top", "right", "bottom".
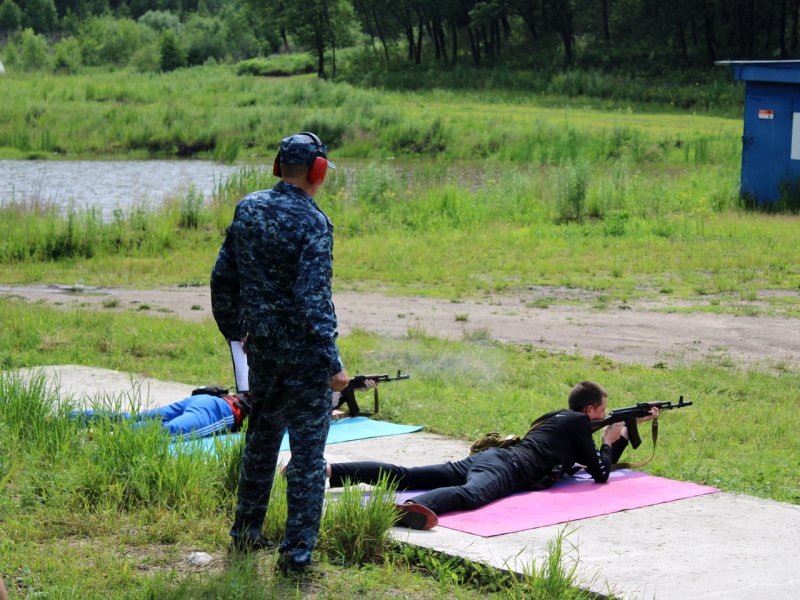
[{"left": 2, "top": 283, "right": 799, "bottom": 369}]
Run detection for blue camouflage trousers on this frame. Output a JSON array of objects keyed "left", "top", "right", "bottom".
[{"left": 231, "top": 337, "right": 332, "bottom": 567}]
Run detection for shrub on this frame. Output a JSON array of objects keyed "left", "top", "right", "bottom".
[
  {"left": 78, "top": 16, "right": 155, "bottom": 67},
  {"left": 52, "top": 36, "right": 82, "bottom": 73},
  {"left": 18, "top": 28, "right": 49, "bottom": 71},
  {"left": 137, "top": 9, "right": 180, "bottom": 32},
  {"left": 236, "top": 53, "right": 316, "bottom": 76},
  {"left": 550, "top": 69, "right": 614, "bottom": 98},
  {"left": 128, "top": 42, "right": 160, "bottom": 72},
  {"left": 1, "top": 39, "right": 17, "bottom": 66},
  {"left": 159, "top": 29, "right": 186, "bottom": 72}
]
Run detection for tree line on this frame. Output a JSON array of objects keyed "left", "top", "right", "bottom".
[{"left": 3, "top": 0, "right": 800, "bottom": 77}]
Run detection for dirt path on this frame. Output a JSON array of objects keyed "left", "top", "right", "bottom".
[{"left": 2, "top": 283, "right": 799, "bottom": 368}]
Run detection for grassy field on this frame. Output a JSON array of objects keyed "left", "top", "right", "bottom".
[
  {"left": 2, "top": 68, "right": 800, "bottom": 597},
  {"left": 0, "top": 66, "right": 742, "bottom": 163}
]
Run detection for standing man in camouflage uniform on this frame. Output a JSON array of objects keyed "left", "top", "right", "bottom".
[{"left": 210, "top": 132, "right": 349, "bottom": 574}]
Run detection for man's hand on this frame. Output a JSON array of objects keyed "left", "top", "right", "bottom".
[
  {"left": 330, "top": 369, "right": 349, "bottom": 392},
  {"left": 637, "top": 405, "right": 661, "bottom": 423},
  {"left": 227, "top": 335, "right": 248, "bottom": 353},
  {"left": 351, "top": 376, "right": 378, "bottom": 391},
  {"left": 602, "top": 421, "right": 625, "bottom": 445}
]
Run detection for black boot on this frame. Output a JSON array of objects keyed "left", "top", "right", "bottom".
[{"left": 231, "top": 530, "right": 276, "bottom": 553}]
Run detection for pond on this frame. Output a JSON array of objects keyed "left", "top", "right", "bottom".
[{"left": 0, "top": 159, "right": 245, "bottom": 219}]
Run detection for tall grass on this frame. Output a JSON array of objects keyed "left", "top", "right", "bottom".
[
  {"left": 322, "top": 473, "right": 399, "bottom": 566},
  {"left": 0, "top": 190, "right": 213, "bottom": 262},
  {"left": 554, "top": 161, "right": 591, "bottom": 223},
  {"left": 0, "top": 371, "right": 395, "bottom": 551},
  {"left": 0, "top": 67, "right": 742, "bottom": 163},
  {"left": 511, "top": 529, "right": 594, "bottom": 600},
  {"left": 0, "top": 371, "right": 237, "bottom": 513}
]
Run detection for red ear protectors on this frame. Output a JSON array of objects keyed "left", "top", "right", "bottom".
[
  {"left": 301, "top": 131, "right": 328, "bottom": 185},
  {"left": 307, "top": 155, "right": 328, "bottom": 185},
  {"left": 273, "top": 132, "right": 329, "bottom": 185},
  {"left": 272, "top": 152, "right": 282, "bottom": 177}
]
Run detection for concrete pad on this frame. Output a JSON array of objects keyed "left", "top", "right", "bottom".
[
  {"left": 14, "top": 366, "right": 800, "bottom": 599},
  {"left": 326, "top": 436, "right": 800, "bottom": 600},
  {"left": 395, "top": 493, "right": 800, "bottom": 600}
]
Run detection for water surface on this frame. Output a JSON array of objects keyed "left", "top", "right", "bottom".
[{"left": 0, "top": 159, "right": 244, "bottom": 218}]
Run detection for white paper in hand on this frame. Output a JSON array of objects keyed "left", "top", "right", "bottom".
[{"left": 229, "top": 341, "right": 249, "bottom": 393}]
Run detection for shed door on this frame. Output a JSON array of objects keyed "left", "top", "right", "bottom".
[{"left": 741, "top": 94, "right": 792, "bottom": 203}]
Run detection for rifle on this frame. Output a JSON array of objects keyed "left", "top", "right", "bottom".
[
  {"left": 335, "top": 370, "right": 411, "bottom": 416},
  {"left": 590, "top": 396, "right": 693, "bottom": 449}
]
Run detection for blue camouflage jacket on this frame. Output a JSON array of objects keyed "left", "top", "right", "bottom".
[{"left": 210, "top": 180, "right": 341, "bottom": 373}]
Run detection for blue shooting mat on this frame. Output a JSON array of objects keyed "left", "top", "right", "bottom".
[{"left": 172, "top": 416, "right": 423, "bottom": 457}]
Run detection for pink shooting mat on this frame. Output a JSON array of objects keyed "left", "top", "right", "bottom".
[{"left": 396, "top": 470, "right": 720, "bottom": 537}]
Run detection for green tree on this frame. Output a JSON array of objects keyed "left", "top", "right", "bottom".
[
  {"left": 544, "top": 0, "right": 576, "bottom": 66},
  {"left": 352, "top": 0, "right": 400, "bottom": 62},
  {"left": 160, "top": 28, "right": 186, "bottom": 71},
  {"left": 138, "top": 9, "right": 180, "bottom": 32},
  {"left": 280, "top": 0, "right": 357, "bottom": 78},
  {"left": 77, "top": 16, "right": 153, "bottom": 66},
  {"left": 18, "top": 27, "right": 49, "bottom": 70},
  {"left": 23, "top": 0, "right": 57, "bottom": 33},
  {"left": 183, "top": 13, "right": 226, "bottom": 65},
  {"left": 53, "top": 35, "right": 81, "bottom": 72},
  {"left": 220, "top": 3, "right": 260, "bottom": 61},
  {"left": 0, "top": 0, "right": 23, "bottom": 34}
]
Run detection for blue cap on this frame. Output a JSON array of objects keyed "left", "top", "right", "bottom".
[{"left": 278, "top": 132, "right": 335, "bottom": 169}]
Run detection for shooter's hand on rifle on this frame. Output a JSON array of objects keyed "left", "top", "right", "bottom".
[
  {"left": 636, "top": 404, "right": 661, "bottom": 424},
  {"left": 610, "top": 405, "right": 660, "bottom": 444},
  {"left": 335, "top": 371, "right": 411, "bottom": 416},
  {"left": 348, "top": 376, "right": 378, "bottom": 391},
  {"left": 602, "top": 421, "right": 626, "bottom": 446}
]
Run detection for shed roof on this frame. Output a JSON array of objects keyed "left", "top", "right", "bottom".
[{"left": 715, "top": 59, "right": 800, "bottom": 84}]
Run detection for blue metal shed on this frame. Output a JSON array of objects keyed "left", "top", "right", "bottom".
[{"left": 717, "top": 60, "right": 800, "bottom": 204}]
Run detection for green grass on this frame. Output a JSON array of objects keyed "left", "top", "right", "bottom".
[
  {"left": 0, "top": 67, "right": 742, "bottom": 162},
  {"left": 1, "top": 299, "right": 798, "bottom": 504}
]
